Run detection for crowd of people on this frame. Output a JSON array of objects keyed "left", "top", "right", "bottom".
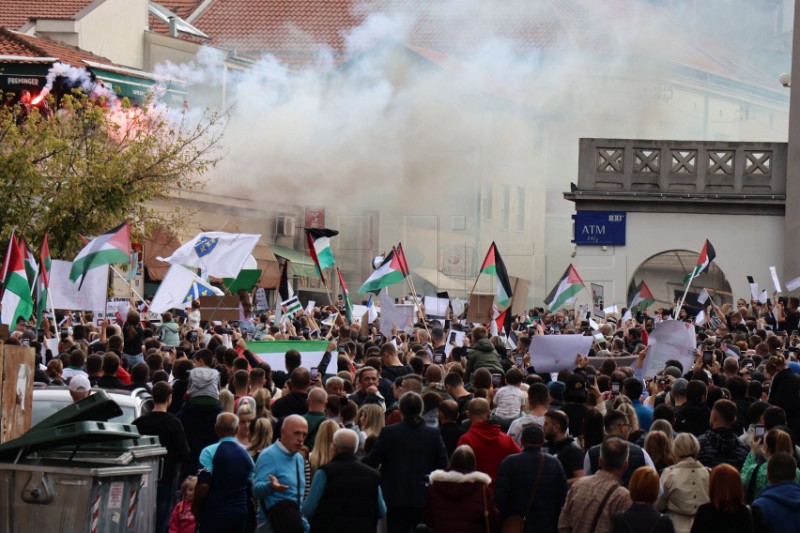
[{"left": 12, "top": 292, "right": 800, "bottom": 533}]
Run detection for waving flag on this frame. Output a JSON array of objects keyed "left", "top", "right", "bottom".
[
  {"left": 157, "top": 232, "right": 259, "bottom": 279},
  {"left": 396, "top": 243, "right": 411, "bottom": 277},
  {"left": 684, "top": 240, "right": 716, "bottom": 285},
  {"left": 545, "top": 264, "right": 586, "bottom": 311},
  {"left": 358, "top": 249, "right": 405, "bottom": 294},
  {"left": 70, "top": 221, "right": 131, "bottom": 288},
  {"left": 149, "top": 264, "right": 224, "bottom": 314},
  {"left": 281, "top": 295, "right": 303, "bottom": 320},
  {"left": 1, "top": 237, "right": 33, "bottom": 327},
  {"left": 305, "top": 228, "right": 339, "bottom": 282},
  {"left": 36, "top": 234, "right": 52, "bottom": 328},
  {"left": 629, "top": 281, "right": 655, "bottom": 312},
  {"left": 479, "top": 242, "right": 513, "bottom": 307},
  {"left": 337, "top": 267, "right": 354, "bottom": 323}
]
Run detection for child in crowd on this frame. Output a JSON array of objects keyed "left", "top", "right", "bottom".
[
  {"left": 168, "top": 476, "right": 197, "bottom": 533},
  {"left": 491, "top": 368, "right": 526, "bottom": 431}
]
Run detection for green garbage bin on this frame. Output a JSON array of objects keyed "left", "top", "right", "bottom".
[{"left": 0, "top": 391, "right": 166, "bottom": 533}]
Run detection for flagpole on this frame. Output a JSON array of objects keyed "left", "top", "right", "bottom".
[
  {"left": 323, "top": 271, "right": 335, "bottom": 307},
  {"left": 674, "top": 276, "right": 695, "bottom": 320}
]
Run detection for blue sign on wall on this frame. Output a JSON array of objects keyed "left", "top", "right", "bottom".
[{"left": 572, "top": 211, "right": 626, "bottom": 246}]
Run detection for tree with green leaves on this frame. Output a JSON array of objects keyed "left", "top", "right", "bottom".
[{"left": 0, "top": 92, "right": 225, "bottom": 256}]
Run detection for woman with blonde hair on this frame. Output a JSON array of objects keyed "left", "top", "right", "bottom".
[
  {"left": 218, "top": 389, "right": 234, "bottom": 413},
  {"left": 251, "top": 387, "right": 272, "bottom": 418},
  {"left": 309, "top": 420, "right": 339, "bottom": 473},
  {"left": 618, "top": 402, "right": 643, "bottom": 442},
  {"left": 657, "top": 433, "right": 709, "bottom": 533},
  {"left": 235, "top": 397, "right": 256, "bottom": 448},
  {"left": 247, "top": 418, "right": 273, "bottom": 460},
  {"left": 644, "top": 430, "right": 677, "bottom": 475},
  {"left": 741, "top": 427, "right": 800, "bottom": 501}
]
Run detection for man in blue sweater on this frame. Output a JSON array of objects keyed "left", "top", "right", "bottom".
[
  {"left": 753, "top": 452, "right": 800, "bottom": 532},
  {"left": 253, "top": 414, "right": 309, "bottom": 533}
]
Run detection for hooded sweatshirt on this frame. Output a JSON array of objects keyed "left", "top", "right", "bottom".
[
  {"left": 753, "top": 480, "right": 800, "bottom": 531},
  {"left": 187, "top": 367, "right": 220, "bottom": 400},
  {"left": 457, "top": 421, "right": 520, "bottom": 484},
  {"left": 697, "top": 427, "right": 749, "bottom": 470},
  {"left": 466, "top": 339, "right": 504, "bottom": 379}
]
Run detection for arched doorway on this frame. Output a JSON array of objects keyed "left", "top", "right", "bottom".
[{"left": 628, "top": 250, "right": 732, "bottom": 313}]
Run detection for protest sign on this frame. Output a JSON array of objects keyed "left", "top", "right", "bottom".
[
  {"left": 466, "top": 294, "right": 493, "bottom": 323},
  {"left": 642, "top": 320, "right": 696, "bottom": 378},
  {"left": 254, "top": 287, "right": 269, "bottom": 312},
  {"left": 393, "top": 304, "right": 416, "bottom": 332},
  {"left": 424, "top": 296, "right": 450, "bottom": 318},
  {"left": 50, "top": 260, "right": 108, "bottom": 313},
  {"left": 591, "top": 283, "right": 605, "bottom": 319},
  {"left": 444, "top": 330, "right": 466, "bottom": 357},
  {"left": 529, "top": 335, "right": 594, "bottom": 373}
]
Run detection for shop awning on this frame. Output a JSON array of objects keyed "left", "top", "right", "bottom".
[
  {"left": 270, "top": 245, "right": 318, "bottom": 279},
  {"left": 0, "top": 61, "right": 50, "bottom": 96},
  {"left": 143, "top": 226, "right": 181, "bottom": 281},
  {"left": 85, "top": 61, "right": 187, "bottom": 106},
  {"left": 252, "top": 244, "right": 280, "bottom": 289}
]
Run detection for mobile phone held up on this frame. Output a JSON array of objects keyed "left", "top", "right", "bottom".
[
  {"left": 491, "top": 373, "right": 502, "bottom": 388},
  {"left": 702, "top": 350, "right": 713, "bottom": 365},
  {"left": 310, "top": 367, "right": 319, "bottom": 382}
]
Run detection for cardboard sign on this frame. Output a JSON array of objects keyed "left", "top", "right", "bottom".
[
  {"left": 528, "top": 335, "right": 594, "bottom": 373},
  {"left": 197, "top": 295, "right": 241, "bottom": 322},
  {"left": 642, "top": 320, "right": 696, "bottom": 378},
  {"left": 466, "top": 294, "right": 494, "bottom": 323}
]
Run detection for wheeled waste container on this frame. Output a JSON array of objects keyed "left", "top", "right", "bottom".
[{"left": 0, "top": 390, "right": 166, "bottom": 533}]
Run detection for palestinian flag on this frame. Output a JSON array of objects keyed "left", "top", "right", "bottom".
[
  {"left": 305, "top": 228, "right": 339, "bottom": 282},
  {"left": 479, "top": 242, "right": 513, "bottom": 307},
  {"left": 70, "top": 221, "right": 131, "bottom": 288},
  {"left": 337, "top": 267, "right": 354, "bottom": 323},
  {"left": 246, "top": 340, "right": 330, "bottom": 372},
  {"left": 358, "top": 249, "right": 405, "bottom": 294},
  {"left": 684, "top": 240, "right": 716, "bottom": 285},
  {"left": 36, "top": 234, "right": 52, "bottom": 329},
  {"left": 629, "top": 280, "right": 655, "bottom": 312},
  {"left": 0, "top": 231, "right": 16, "bottom": 296},
  {"left": 396, "top": 243, "right": 411, "bottom": 276},
  {"left": 1, "top": 237, "right": 33, "bottom": 327},
  {"left": 493, "top": 307, "right": 513, "bottom": 338},
  {"left": 19, "top": 237, "right": 39, "bottom": 295},
  {"left": 545, "top": 264, "right": 586, "bottom": 311}
]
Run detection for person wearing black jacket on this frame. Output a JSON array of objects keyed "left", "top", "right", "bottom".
[
  {"left": 765, "top": 355, "right": 800, "bottom": 440},
  {"left": 495, "top": 424, "right": 568, "bottom": 533},
  {"left": 675, "top": 380, "right": 711, "bottom": 437},
  {"left": 363, "top": 392, "right": 448, "bottom": 533},
  {"left": 134, "top": 382, "right": 191, "bottom": 533}
]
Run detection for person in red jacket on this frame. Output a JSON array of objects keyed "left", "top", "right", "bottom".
[
  {"left": 457, "top": 398, "right": 520, "bottom": 485},
  {"left": 425, "top": 444, "right": 500, "bottom": 532}
]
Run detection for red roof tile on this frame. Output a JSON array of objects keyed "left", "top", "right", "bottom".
[
  {"left": 0, "top": 0, "right": 96, "bottom": 31},
  {"left": 154, "top": 0, "right": 205, "bottom": 21},
  {"left": 187, "top": 0, "right": 774, "bottom": 86},
  {"left": 0, "top": 28, "right": 113, "bottom": 65}
]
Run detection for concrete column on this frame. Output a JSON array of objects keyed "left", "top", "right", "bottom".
[{"left": 784, "top": 0, "right": 800, "bottom": 280}]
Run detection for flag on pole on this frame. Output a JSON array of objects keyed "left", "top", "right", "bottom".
[
  {"left": 684, "top": 240, "right": 716, "bottom": 285},
  {"left": 628, "top": 281, "right": 655, "bottom": 312},
  {"left": 396, "top": 243, "right": 411, "bottom": 277},
  {"left": 149, "top": 264, "right": 224, "bottom": 314},
  {"left": 478, "top": 242, "right": 513, "bottom": 308},
  {"left": 1, "top": 237, "right": 33, "bottom": 327},
  {"left": 493, "top": 307, "right": 512, "bottom": 338},
  {"left": 337, "top": 267, "right": 354, "bottom": 324},
  {"left": 157, "top": 231, "right": 259, "bottom": 279},
  {"left": 70, "top": 221, "right": 131, "bottom": 288},
  {"left": 358, "top": 249, "right": 405, "bottom": 294},
  {"left": 0, "top": 230, "right": 15, "bottom": 293},
  {"left": 544, "top": 264, "right": 586, "bottom": 312},
  {"left": 19, "top": 237, "right": 39, "bottom": 295},
  {"left": 281, "top": 295, "right": 303, "bottom": 320},
  {"left": 36, "top": 234, "right": 52, "bottom": 329},
  {"left": 304, "top": 228, "right": 339, "bottom": 283},
  {"left": 274, "top": 260, "right": 294, "bottom": 326}
]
